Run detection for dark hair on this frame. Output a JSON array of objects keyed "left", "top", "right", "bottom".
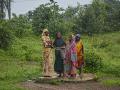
[{"left": 55, "top": 32, "right": 62, "bottom": 38}]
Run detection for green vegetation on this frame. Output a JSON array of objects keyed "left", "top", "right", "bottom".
[
  {"left": 0, "top": 0, "right": 120, "bottom": 89},
  {"left": 84, "top": 50, "right": 103, "bottom": 73},
  {"left": 0, "top": 20, "right": 14, "bottom": 49},
  {"left": 0, "top": 35, "right": 43, "bottom": 90},
  {"left": 29, "top": 0, "right": 120, "bottom": 36},
  {"left": 0, "top": 32, "right": 120, "bottom": 90}
]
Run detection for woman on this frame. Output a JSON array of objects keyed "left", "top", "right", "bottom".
[
  {"left": 68, "top": 35, "right": 77, "bottom": 78},
  {"left": 41, "top": 29, "right": 53, "bottom": 77},
  {"left": 64, "top": 40, "right": 71, "bottom": 78},
  {"left": 75, "top": 34, "right": 84, "bottom": 78},
  {"left": 53, "top": 32, "right": 66, "bottom": 77}
]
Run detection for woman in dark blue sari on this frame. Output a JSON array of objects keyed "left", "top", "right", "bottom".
[{"left": 53, "top": 32, "right": 66, "bottom": 77}]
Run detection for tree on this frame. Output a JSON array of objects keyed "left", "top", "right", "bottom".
[
  {"left": 0, "top": 20, "right": 13, "bottom": 49},
  {"left": 7, "top": 14, "right": 32, "bottom": 37},
  {"left": 30, "top": 0, "right": 120, "bottom": 36},
  {"left": 104, "top": 0, "right": 120, "bottom": 31},
  {"left": 6, "top": 0, "right": 12, "bottom": 19},
  {"left": 74, "top": 0, "right": 108, "bottom": 34},
  {"left": 31, "top": 2, "right": 64, "bottom": 36},
  {"left": 50, "top": 0, "right": 54, "bottom": 3},
  {"left": 0, "top": 0, "right": 12, "bottom": 19},
  {"left": 0, "top": 0, "right": 5, "bottom": 19}
]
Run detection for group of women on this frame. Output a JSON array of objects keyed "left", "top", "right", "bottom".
[{"left": 42, "top": 29, "right": 84, "bottom": 78}]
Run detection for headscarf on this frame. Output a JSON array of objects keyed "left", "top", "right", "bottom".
[
  {"left": 70, "top": 34, "right": 75, "bottom": 42},
  {"left": 75, "top": 34, "right": 81, "bottom": 42},
  {"left": 41, "top": 29, "right": 50, "bottom": 45},
  {"left": 76, "top": 34, "right": 81, "bottom": 38},
  {"left": 42, "top": 29, "right": 49, "bottom": 36}
]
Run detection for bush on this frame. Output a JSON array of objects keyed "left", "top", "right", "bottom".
[
  {"left": 0, "top": 20, "right": 14, "bottom": 49},
  {"left": 25, "top": 50, "right": 32, "bottom": 61},
  {"left": 22, "top": 45, "right": 32, "bottom": 61},
  {"left": 84, "top": 50, "right": 103, "bottom": 73},
  {"left": 93, "top": 39, "right": 110, "bottom": 48},
  {"left": 102, "top": 65, "right": 120, "bottom": 77},
  {"left": 7, "top": 14, "right": 32, "bottom": 38},
  {"left": 98, "top": 40, "right": 110, "bottom": 48}
]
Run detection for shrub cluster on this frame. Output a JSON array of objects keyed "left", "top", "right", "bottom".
[
  {"left": 0, "top": 20, "right": 14, "bottom": 49},
  {"left": 84, "top": 50, "right": 103, "bottom": 73}
]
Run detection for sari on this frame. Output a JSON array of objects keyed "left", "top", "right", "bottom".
[
  {"left": 64, "top": 42, "right": 71, "bottom": 77},
  {"left": 41, "top": 29, "right": 53, "bottom": 76},
  {"left": 76, "top": 40, "right": 84, "bottom": 68},
  {"left": 69, "top": 39, "right": 77, "bottom": 76}
]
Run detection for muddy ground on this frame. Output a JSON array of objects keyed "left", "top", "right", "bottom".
[{"left": 20, "top": 81, "right": 120, "bottom": 90}]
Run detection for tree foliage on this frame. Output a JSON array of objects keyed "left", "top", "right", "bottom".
[
  {"left": 30, "top": 0, "right": 120, "bottom": 36},
  {"left": 31, "top": 3, "right": 64, "bottom": 36},
  {"left": 0, "top": 20, "right": 13, "bottom": 49},
  {"left": 7, "top": 14, "right": 32, "bottom": 37},
  {"left": 74, "top": 0, "right": 120, "bottom": 34}
]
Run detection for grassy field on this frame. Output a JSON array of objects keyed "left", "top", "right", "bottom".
[
  {"left": 88, "top": 32, "right": 120, "bottom": 86},
  {"left": 0, "top": 32, "right": 120, "bottom": 90},
  {"left": 0, "top": 35, "right": 43, "bottom": 90}
]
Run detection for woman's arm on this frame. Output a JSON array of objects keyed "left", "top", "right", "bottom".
[{"left": 53, "top": 40, "right": 56, "bottom": 47}]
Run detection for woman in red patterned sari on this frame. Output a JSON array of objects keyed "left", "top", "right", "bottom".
[{"left": 68, "top": 35, "right": 78, "bottom": 78}]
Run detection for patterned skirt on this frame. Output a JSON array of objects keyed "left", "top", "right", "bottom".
[{"left": 43, "top": 48, "right": 53, "bottom": 76}]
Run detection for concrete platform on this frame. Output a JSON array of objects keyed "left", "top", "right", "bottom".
[{"left": 35, "top": 73, "right": 96, "bottom": 83}]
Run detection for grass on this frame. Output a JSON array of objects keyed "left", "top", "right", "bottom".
[
  {"left": 8, "top": 35, "right": 43, "bottom": 61},
  {"left": 0, "top": 35, "right": 43, "bottom": 90},
  {"left": 102, "top": 79, "right": 120, "bottom": 87},
  {"left": 0, "top": 60, "right": 42, "bottom": 90},
  {"left": 0, "top": 32, "right": 120, "bottom": 90},
  {"left": 90, "top": 32, "right": 120, "bottom": 86}
]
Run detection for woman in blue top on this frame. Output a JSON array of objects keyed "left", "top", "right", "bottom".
[{"left": 53, "top": 32, "right": 66, "bottom": 77}]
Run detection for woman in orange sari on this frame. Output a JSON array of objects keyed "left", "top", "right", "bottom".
[{"left": 75, "top": 34, "right": 84, "bottom": 78}]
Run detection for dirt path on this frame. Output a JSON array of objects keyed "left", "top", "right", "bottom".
[{"left": 20, "top": 81, "right": 120, "bottom": 90}]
